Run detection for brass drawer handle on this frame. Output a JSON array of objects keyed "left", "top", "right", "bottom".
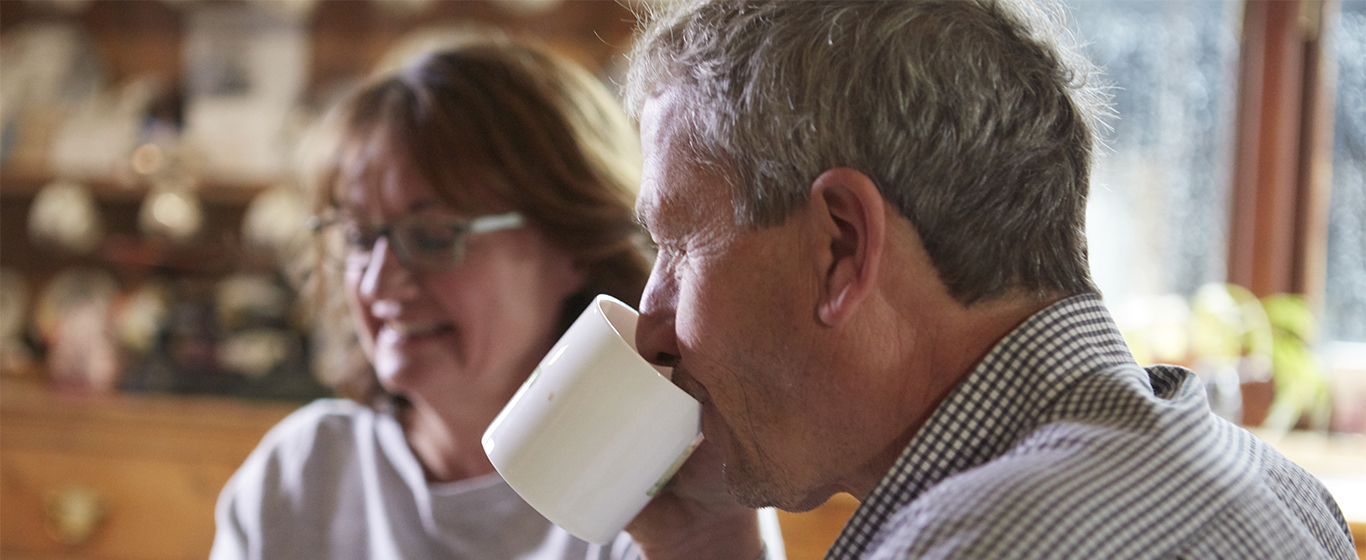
[{"left": 44, "top": 486, "right": 106, "bottom": 546}]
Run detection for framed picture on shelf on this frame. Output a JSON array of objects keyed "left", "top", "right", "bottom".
[{"left": 182, "top": 3, "right": 308, "bottom": 184}]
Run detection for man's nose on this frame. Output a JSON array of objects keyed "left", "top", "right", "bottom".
[{"left": 634, "top": 265, "right": 681, "bottom": 369}]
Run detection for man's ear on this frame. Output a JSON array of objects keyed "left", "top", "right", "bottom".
[{"left": 808, "top": 167, "right": 885, "bottom": 327}]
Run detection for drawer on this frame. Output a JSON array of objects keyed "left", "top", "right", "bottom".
[
  {"left": 1, "top": 447, "right": 238, "bottom": 559},
  {"left": 0, "top": 382, "right": 300, "bottom": 559}
]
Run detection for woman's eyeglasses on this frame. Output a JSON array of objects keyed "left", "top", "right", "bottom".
[{"left": 310, "top": 212, "right": 525, "bottom": 271}]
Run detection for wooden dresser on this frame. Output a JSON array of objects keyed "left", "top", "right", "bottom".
[{"left": 0, "top": 380, "right": 300, "bottom": 559}]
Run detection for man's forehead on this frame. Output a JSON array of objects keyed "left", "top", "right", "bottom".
[
  {"left": 635, "top": 163, "right": 703, "bottom": 235},
  {"left": 635, "top": 89, "right": 735, "bottom": 236},
  {"left": 635, "top": 91, "right": 689, "bottom": 233},
  {"left": 639, "top": 88, "right": 682, "bottom": 149}
]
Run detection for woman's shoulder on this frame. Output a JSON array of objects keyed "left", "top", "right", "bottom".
[
  {"left": 245, "top": 398, "right": 389, "bottom": 471},
  {"left": 275, "top": 398, "right": 373, "bottom": 429},
  {"left": 266, "top": 398, "right": 371, "bottom": 439},
  {"left": 214, "top": 400, "right": 402, "bottom": 553}
]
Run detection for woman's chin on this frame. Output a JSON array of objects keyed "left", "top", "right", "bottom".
[
  {"left": 373, "top": 328, "right": 462, "bottom": 379},
  {"left": 377, "top": 353, "right": 485, "bottom": 403},
  {"left": 374, "top": 351, "right": 446, "bottom": 393}
]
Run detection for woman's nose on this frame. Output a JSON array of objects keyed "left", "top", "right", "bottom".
[
  {"left": 635, "top": 264, "right": 681, "bottom": 369},
  {"left": 358, "top": 237, "right": 418, "bottom": 301}
]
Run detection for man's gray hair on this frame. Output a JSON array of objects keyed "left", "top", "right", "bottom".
[{"left": 625, "top": 0, "right": 1111, "bottom": 304}]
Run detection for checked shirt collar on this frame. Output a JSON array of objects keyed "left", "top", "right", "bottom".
[{"left": 825, "top": 293, "right": 1135, "bottom": 559}]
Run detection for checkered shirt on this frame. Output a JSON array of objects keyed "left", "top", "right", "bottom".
[{"left": 825, "top": 293, "right": 1357, "bottom": 560}]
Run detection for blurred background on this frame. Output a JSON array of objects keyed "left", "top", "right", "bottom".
[{"left": 0, "top": 0, "right": 1362, "bottom": 558}]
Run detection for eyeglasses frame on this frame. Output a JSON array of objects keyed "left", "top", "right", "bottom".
[{"left": 307, "top": 211, "right": 526, "bottom": 271}]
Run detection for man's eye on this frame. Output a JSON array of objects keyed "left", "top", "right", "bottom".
[
  {"left": 656, "top": 242, "right": 687, "bottom": 269},
  {"left": 655, "top": 242, "right": 677, "bottom": 259}
]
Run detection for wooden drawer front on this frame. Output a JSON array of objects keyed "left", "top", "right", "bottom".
[
  {"left": 776, "top": 493, "right": 859, "bottom": 560},
  {"left": 1, "top": 447, "right": 238, "bottom": 560},
  {"left": 0, "top": 385, "right": 299, "bottom": 560}
]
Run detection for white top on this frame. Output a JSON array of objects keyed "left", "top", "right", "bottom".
[{"left": 210, "top": 399, "right": 639, "bottom": 560}]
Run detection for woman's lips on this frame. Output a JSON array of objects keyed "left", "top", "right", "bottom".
[{"left": 381, "top": 321, "right": 455, "bottom": 339}]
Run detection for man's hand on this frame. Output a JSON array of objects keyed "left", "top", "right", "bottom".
[{"left": 625, "top": 439, "right": 764, "bottom": 560}]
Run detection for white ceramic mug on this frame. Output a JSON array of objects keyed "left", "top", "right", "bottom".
[{"left": 482, "top": 294, "right": 702, "bottom": 544}]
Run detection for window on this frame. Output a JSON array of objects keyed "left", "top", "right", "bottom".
[
  {"left": 1065, "top": 0, "right": 1242, "bottom": 303},
  {"left": 1324, "top": 0, "right": 1366, "bottom": 345}
]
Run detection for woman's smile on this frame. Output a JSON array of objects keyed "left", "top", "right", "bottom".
[{"left": 382, "top": 320, "right": 455, "bottom": 338}]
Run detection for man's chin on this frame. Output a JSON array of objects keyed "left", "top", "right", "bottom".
[
  {"left": 723, "top": 455, "right": 790, "bottom": 510},
  {"left": 725, "top": 476, "right": 778, "bottom": 509},
  {"left": 724, "top": 457, "right": 832, "bottom": 512}
]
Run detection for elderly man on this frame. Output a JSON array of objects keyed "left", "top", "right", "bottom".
[{"left": 620, "top": 0, "right": 1358, "bottom": 559}]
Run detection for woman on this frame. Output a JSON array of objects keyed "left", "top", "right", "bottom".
[{"left": 211, "top": 32, "right": 651, "bottom": 559}]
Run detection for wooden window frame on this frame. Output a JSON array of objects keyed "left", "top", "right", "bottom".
[{"left": 1228, "top": 0, "right": 1342, "bottom": 308}]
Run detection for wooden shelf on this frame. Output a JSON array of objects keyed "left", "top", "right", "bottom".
[{"left": 0, "top": 168, "right": 273, "bottom": 207}]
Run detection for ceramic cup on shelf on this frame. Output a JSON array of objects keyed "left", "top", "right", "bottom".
[{"left": 482, "top": 294, "right": 702, "bottom": 544}]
